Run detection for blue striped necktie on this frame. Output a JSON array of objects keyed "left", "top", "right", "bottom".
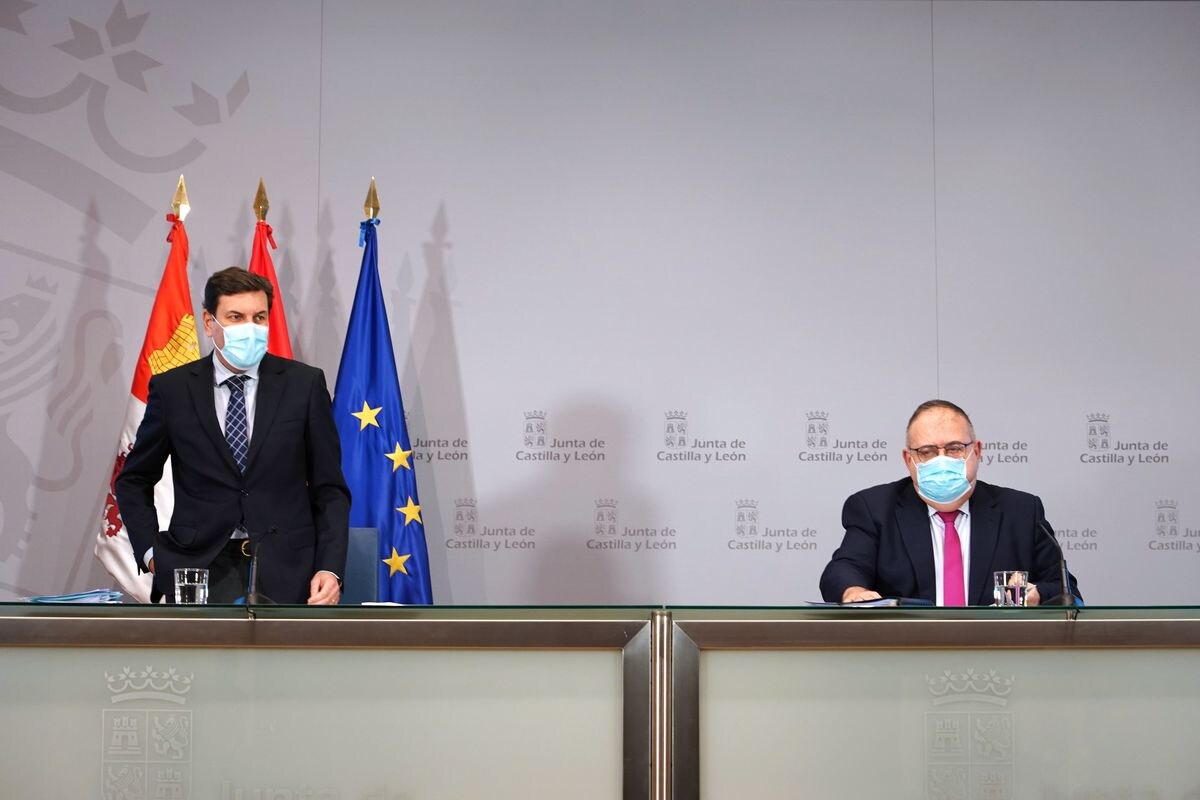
[{"left": 223, "top": 374, "right": 250, "bottom": 472}]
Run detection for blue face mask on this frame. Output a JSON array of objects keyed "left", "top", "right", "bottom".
[
  {"left": 215, "top": 320, "right": 268, "bottom": 370},
  {"left": 915, "top": 454, "right": 973, "bottom": 505}
]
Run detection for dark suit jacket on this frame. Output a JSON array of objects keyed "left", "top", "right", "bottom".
[
  {"left": 819, "top": 478, "right": 1081, "bottom": 605},
  {"left": 115, "top": 353, "right": 351, "bottom": 603}
]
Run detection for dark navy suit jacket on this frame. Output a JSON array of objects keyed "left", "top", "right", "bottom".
[
  {"left": 819, "top": 478, "right": 1081, "bottom": 605},
  {"left": 115, "top": 353, "right": 350, "bottom": 603}
]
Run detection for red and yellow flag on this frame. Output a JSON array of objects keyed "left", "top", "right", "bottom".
[{"left": 95, "top": 212, "right": 201, "bottom": 601}]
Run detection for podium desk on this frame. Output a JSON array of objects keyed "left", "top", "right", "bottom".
[
  {"left": 0, "top": 604, "right": 651, "bottom": 800},
  {"left": 3, "top": 604, "right": 1200, "bottom": 799},
  {"left": 670, "top": 606, "right": 1200, "bottom": 800}
]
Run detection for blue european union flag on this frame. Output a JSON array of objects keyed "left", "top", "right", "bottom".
[{"left": 332, "top": 218, "right": 432, "bottom": 603}]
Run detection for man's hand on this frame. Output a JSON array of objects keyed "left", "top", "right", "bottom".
[
  {"left": 1024, "top": 583, "right": 1041, "bottom": 606},
  {"left": 841, "top": 586, "right": 882, "bottom": 603},
  {"left": 308, "top": 571, "right": 341, "bottom": 605},
  {"left": 148, "top": 558, "right": 155, "bottom": 574}
]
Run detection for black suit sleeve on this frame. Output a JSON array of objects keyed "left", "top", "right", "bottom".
[
  {"left": 303, "top": 368, "right": 351, "bottom": 578},
  {"left": 113, "top": 376, "right": 170, "bottom": 570},
  {"left": 819, "top": 490, "right": 881, "bottom": 602}
]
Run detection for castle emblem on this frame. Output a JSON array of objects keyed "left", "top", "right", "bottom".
[
  {"left": 1155, "top": 500, "right": 1178, "bottom": 538},
  {"left": 664, "top": 411, "right": 688, "bottom": 449},
  {"left": 594, "top": 499, "right": 618, "bottom": 537},
  {"left": 523, "top": 410, "right": 547, "bottom": 449},
  {"left": 1086, "top": 413, "right": 1110, "bottom": 451},
  {"left": 735, "top": 499, "right": 758, "bottom": 538},
  {"left": 454, "top": 498, "right": 477, "bottom": 537},
  {"left": 925, "top": 668, "right": 1015, "bottom": 800},
  {"left": 102, "top": 665, "right": 194, "bottom": 800},
  {"left": 806, "top": 411, "right": 829, "bottom": 450}
]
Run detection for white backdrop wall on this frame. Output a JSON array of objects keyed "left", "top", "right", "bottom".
[{"left": 1, "top": 0, "right": 1197, "bottom": 604}]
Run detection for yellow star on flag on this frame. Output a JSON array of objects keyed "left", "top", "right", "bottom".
[
  {"left": 383, "top": 547, "right": 411, "bottom": 577},
  {"left": 385, "top": 443, "right": 413, "bottom": 472},
  {"left": 396, "top": 497, "right": 422, "bottom": 525},
  {"left": 351, "top": 401, "right": 383, "bottom": 430}
]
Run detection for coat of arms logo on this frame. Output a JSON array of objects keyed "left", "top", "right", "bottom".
[
  {"left": 102, "top": 665, "right": 194, "bottom": 800},
  {"left": 925, "top": 668, "right": 1015, "bottom": 800}
]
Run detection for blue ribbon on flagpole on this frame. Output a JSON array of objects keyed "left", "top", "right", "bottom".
[{"left": 359, "top": 218, "right": 381, "bottom": 247}]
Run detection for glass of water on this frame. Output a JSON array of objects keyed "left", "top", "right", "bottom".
[
  {"left": 174, "top": 567, "right": 209, "bottom": 605},
  {"left": 993, "top": 570, "right": 1030, "bottom": 606}
]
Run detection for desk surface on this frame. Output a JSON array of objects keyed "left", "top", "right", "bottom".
[{"left": 3, "top": 603, "right": 1199, "bottom": 649}]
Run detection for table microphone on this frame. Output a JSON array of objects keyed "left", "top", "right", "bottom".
[
  {"left": 1036, "top": 520, "right": 1079, "bottom": 606},
  {"left": 245, "top": 528, "right": 276, "bottom": 605}
]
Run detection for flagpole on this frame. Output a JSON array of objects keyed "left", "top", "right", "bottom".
[
  {"left": 253, "top": 177, "right": 269, "bottom": 222},
  {"left": 172, "top": 174, "right": 190, "bottom": 221},
  {"left": 364, "top": 176, "right": 380, "bottom": 220}
]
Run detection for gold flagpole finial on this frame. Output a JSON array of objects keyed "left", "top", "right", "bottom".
[
  {"left": 364, "top": 177, "right": 380, "bottom": 220},
  {"left": 253, "top": 178, "right": 269, "bottom": 221},
  {"left": 172, "top": 174, "right": 190, "bottom": 221}
]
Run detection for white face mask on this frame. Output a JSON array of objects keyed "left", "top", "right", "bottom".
[{"left": 214, "top": 320, "right": 268, "bottom": 369}]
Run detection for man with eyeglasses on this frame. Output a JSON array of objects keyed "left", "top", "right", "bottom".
[{"left": 819, "top": 399, "right": 1082, "bottom": 606}]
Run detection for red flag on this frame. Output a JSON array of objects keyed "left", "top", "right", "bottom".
[
  {"left": 248, "top": 220, "right": 293, "bottom": 358},
  {"left": 95, "top": 214, "right": 201, "bottom": 602}
]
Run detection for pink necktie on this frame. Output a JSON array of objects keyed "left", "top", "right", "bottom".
[{"left": 938, "top": 511, "right": 966, "bottom": 606}]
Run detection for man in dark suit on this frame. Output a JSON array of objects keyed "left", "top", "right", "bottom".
[
  {"left": 115, "top": 267, "right": 350, "bottom": 604},
  {"left": 820, "top": 400, "right": 1081, "bottom": 606}
]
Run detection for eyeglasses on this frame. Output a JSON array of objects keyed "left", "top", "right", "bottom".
[{"left": 907, "top": 441, "right": 974, "bottom": 462}]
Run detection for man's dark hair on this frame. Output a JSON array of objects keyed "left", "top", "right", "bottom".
[
  {"left": 906, "top": 399, "right": 975, "bottom": 440},
  {"left": 203, "top": 267, "right": 274, "bottom": 315}
]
